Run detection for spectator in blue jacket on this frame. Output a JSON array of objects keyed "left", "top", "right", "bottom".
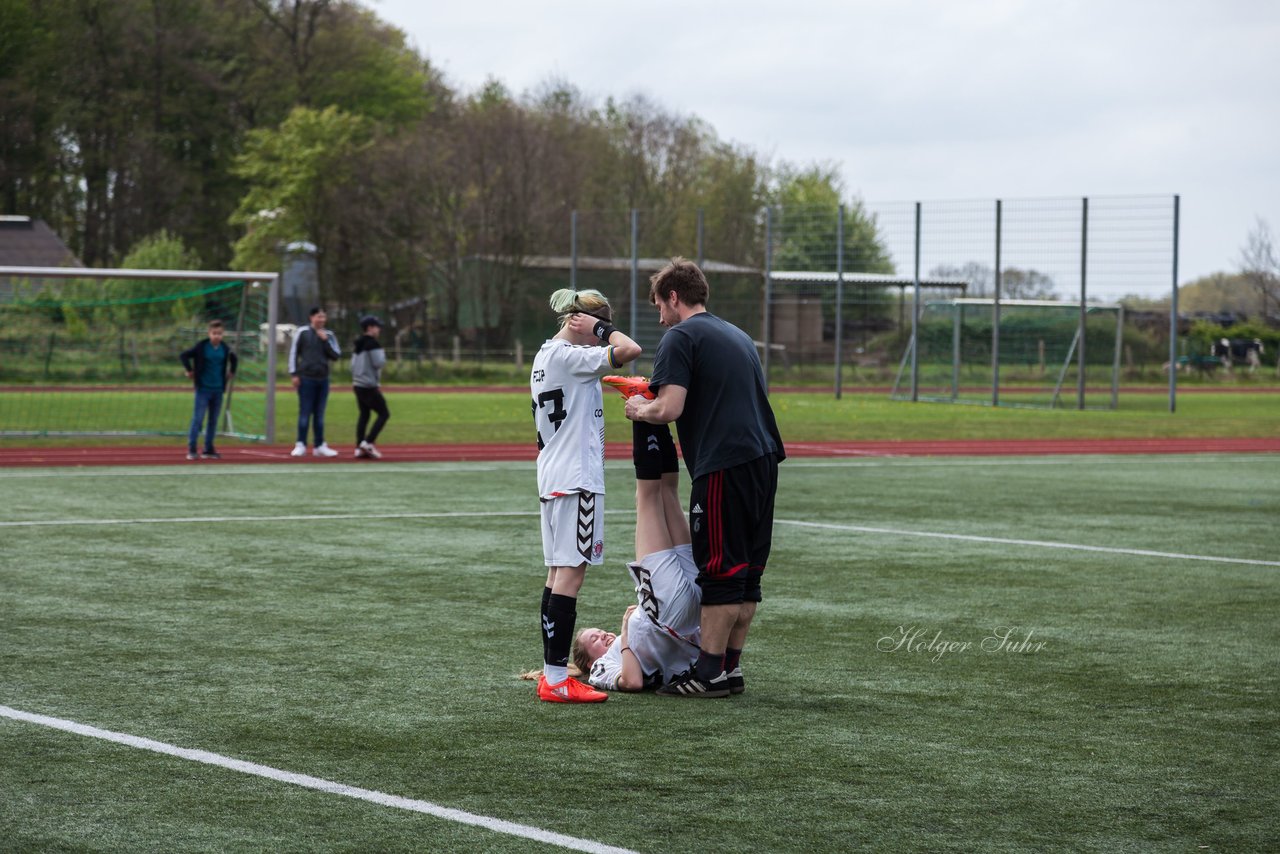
[{"left": 180, "top": 319, "right": 238, "bottom": 460}]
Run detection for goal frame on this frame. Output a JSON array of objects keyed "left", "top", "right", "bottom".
[
  {"left": 0, "top": 265, "right": 281, "bottom": 440},
  {"left": 891, "top": 297, "right": 1125, "bottom": 410}
]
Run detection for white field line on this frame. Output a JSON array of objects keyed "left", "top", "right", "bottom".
[
  {"left": 1, "top": 453, "right": 1276, "bottom": 479},
  {"left": 3, "top": 506, "right": 1272, "bottom": 568},
  {"left": 0, "top": 509, "right": 632, "bottom": 528},
  {"left": 0, "top": 463, "right": 520, "bottom": 479},
  {"left": 777, "top": 519, "right": 1280, "bottom": 568},
  {"left": 0, "top": 705, "right": 638, "bottom": 854}
]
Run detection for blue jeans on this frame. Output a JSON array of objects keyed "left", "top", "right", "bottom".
[
  {"left": 296, "top": 377, "right": 330, "bottom": 445},
  {"left": 188, "top": 387, "right": 224, "bottom": 452}
]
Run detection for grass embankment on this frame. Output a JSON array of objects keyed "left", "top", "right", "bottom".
[{"left": 0, "top": 390, "right": 1276, "bottom": 446}]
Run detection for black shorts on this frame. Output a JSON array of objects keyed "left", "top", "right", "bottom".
[{"left": 689, "top": 453, "right": 779, "bottom": 606}]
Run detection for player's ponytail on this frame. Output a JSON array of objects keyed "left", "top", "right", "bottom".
[{"left": 549, "top": 288, "right": 612, "bottom": 327}]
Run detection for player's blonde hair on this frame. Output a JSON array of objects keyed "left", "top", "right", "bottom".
[
  {"left": 516, "top": 629, "right": 595, "bottom": 683},
  {"left": 549, "top": 288, "right": 612, "bottom": 327}
]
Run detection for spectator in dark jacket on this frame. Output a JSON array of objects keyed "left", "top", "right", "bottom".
[
  {"left": 288, "top": 306, "right": 341, "bottom": 457},
  {"left": 180, "top": 319, "right": 238, "bottom": 460},
  {"left": 351, "top": 315, "right": 390, "bottom": 459}
]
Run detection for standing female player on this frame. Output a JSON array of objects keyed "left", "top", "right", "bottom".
[{"left": 531, "top": 288, "right": 642, "bottom": 703}]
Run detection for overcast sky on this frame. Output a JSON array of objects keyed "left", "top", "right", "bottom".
[{"left": 373, "top": 0, "right": 1279, "bottom": 296}]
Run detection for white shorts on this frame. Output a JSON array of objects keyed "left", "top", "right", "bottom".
[
  {"left": 540, "top": 491, "right": 605, "bottom": 567},
  {"left": 628, "top": 544, "right": 701, "bottom": 641}
]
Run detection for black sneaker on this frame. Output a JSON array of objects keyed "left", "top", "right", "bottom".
[
  {"left": 726, "top": 666, "right": 745, "bottom": 695},
  {"left": 655, "top": 668, "right": 730, "bottom": 699},
  {"left": 201, "top": 450, "right": 221, "bottom": 460}
]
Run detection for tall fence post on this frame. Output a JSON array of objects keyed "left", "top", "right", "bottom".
[
  {"left": 629, "top": 208, "right": 639, "bottom": 375},
  {"left": 993, "top": 199, "right": 1002, "bottom": 407},
  {"left": 763, "top": 206, "right": 773, "bottom": 391},
  {"left": 570, "top": 209, "right": 578, "bottom": 292},
  {"left": 835, "top": 204, "right": 845, "bottom": 399},
  {"left": 696, "top": 208, "right": 705, "bottom": 268},
  {"left": 265, "top": 273, "right": 279, "bottom": 443},
  {"left": 1078, "top": 196, "right": 1088, "bottom": 410},
  {"left": 911, "top": 201, "right": 921, "bottom": 402},
  {"left": 1170, "top": 194, "right": 1180, "bottom": 413}
]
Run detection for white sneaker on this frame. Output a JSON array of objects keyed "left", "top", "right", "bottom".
[
  {"left": 313, "top": 443, "right": 338, "bottom": 457},
  {"left": 353, "top": 445, "right": 367, "bottom": 458},
  {"left": 290, "top": 442, "right": 306, "bottom": 457},
  {"left": 360, "top": 441, "right": 382, "bottom": 459}
]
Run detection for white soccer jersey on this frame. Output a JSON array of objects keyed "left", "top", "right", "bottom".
[
  {"left": 589, "top": 546, "right": 702, "bottom": 690},
  {"left": 531, "top": 339, "right": 616, "bottom": 499}
]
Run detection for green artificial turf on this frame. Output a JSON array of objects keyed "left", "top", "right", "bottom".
[
  {"left": 2, "top": 455, "right": 1277, "bottom": 851},
  {"left": 2, "top": 390, "right": 1278, "bottom": 446}
]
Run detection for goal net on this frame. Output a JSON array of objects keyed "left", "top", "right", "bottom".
[
  {"left": 0, "top": 267, "right": 278, "bottom": 440},
  {"left": 891, "top": 298, "right": 1124, "bottom": 409}
]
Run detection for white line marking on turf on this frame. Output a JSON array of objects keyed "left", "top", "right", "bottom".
[
  {"left": 0, "top": 705, "right": 638, "bottom": 854},
  {"left": 0, "top": 462, "right": 521, "bottom": 479},
  {"left": 1, "top": 453, "right": 1275, "bottom": 479},
  {"left": 776, "top": 519, "right": 1280, "bottom": 567},
  {"left": 0, "top": 509, "right": 633, "bottom": 528}
]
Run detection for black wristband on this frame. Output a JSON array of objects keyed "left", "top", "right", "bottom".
[{"left": 592, "top": 319, "right": 617, "bottom": 342}]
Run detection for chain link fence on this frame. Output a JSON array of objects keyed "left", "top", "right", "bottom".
[{"left": 386, "top": 195, "right": 1177, "bottom": 406}]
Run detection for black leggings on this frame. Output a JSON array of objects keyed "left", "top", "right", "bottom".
[{"left": 354, "top": 386, "right": 390, "bottom": 444}]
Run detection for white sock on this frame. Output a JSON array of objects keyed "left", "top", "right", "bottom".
[{"left": 544, "top": 665, "right": 568, "bottom": 685}]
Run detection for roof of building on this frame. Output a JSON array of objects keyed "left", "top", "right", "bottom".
[{"left": 0, "top": 216, "right": 82, "bottom": 268}]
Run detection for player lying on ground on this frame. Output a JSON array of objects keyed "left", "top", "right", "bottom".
[{"left": 569, "top": 408, "right": 719, "bottom": 693}]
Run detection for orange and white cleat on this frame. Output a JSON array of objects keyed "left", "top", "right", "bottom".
[
  {"left": 537, "top": 674, "right": 608, "bottom": 703},
  {"left": 602, "top": 375, "right": 654, "bottom": 400}
]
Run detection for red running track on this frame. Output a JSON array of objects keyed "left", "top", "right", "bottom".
[{"left": 0, "top": 437, "right": 1277, "bottom": 468}]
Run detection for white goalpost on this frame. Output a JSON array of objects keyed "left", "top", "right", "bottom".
[
  {"left": 891, "top": 298, "right": 1125, "bottom": 409},
  {"left": 0, "top": 265, "right": 281, "bottom": 441}
]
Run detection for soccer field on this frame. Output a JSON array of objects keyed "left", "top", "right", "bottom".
[{"left": 2, "top": 455, "right": 1278, "bottom": 852}]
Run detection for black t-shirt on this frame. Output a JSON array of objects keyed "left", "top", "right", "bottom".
[{"left": 649, "top": 312, "right": 785, "bottom": 481}]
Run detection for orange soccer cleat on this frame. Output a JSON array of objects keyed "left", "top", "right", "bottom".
[
  {"left": 601, "top": 375, "right": 654, "bottom": 400},
  {"left": 537, "top": 674, "right": 608, "bottom": 703}
]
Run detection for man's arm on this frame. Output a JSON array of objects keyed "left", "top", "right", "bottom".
[{"left": 625, "top": 384, "right": 686, "bottom": 425}]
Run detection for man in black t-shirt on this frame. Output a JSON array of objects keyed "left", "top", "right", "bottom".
[{"left": 625, "top": 257, "right": 784, "bottom": 698}]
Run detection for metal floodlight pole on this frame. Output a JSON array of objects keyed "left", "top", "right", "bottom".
[
  {"left": 1170, "top": 194, "right": 1180, "bottom": 413},
  {"left": 630, "top": 208, "right": 639, "bottom": 376},
  {"left": 911, "top": 201, "right": 921, "bottom": 402},
  {"left": 1079, "top": 196, "right": 1089, "bottom": 410},
  {"left": 570, "top": 210, "right": 578, "bottom": 291},
  {"left": 835, "top": 204, "right": 845, "bottom": 399},
  {"left": 993, "top": 199, "right": 1003, "bottom": 407},
  {"left": 763, "top": 207, "right": 773, "bottom": 391}
]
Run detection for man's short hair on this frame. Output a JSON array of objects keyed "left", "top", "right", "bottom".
[
  {"left": 649, "top": 257, "right": 708, "bottom": 307},
  {"left": 308, "top": 306, "right": 324, "bottom": 317},
  {"left": 207, "top": 319, "right": 224, "bottom": 331}
]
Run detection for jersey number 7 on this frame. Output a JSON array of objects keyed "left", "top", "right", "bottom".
[{"left": 533, "top": 388, "right": 566, "bottom": 450}]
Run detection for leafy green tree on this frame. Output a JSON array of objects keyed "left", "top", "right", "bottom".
[
  {"left": 229, "top": 105, "right": 370, "bottom": 277},
  {"left": 770, "top": 164, "right": 892, "bottom": 273}
]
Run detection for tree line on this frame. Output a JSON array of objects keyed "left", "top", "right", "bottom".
[{"left": 1, "top": 0, "right": 888, "bottom": 345}]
